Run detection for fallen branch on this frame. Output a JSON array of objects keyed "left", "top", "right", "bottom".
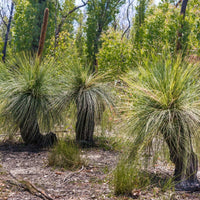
[{"left": 7, "top": 171, "right": 54, "bottom": 200}]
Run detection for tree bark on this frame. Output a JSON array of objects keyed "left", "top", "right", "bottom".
[
  {"left": 163, "top": 131, "right": 199, "bottom": 191},
  {"left": 176, "top": 0, "right": 189, "bottom": 51},
  {"left": 180, "top": 0, "right": 189, "bottom": 16},
  {"left": 20, "top": 118, "right": 57, "bottom": 148},
  {"left": 2, "top": 1, "right": 14, "bottom": 62},
  {"left": 75, "top": 96, "right": 95, "bottom": 147}
]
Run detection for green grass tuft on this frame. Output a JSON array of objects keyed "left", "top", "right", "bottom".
[
  {"left": 113, "top": 159, "right": 150, "bottom": 195},
  {"left": 48, "top": 140, "right": 84, "bottom": 170}
]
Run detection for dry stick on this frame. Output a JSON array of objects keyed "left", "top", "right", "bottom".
[
  {"left": 63, "top": 165, "right": 84, "bottom": 182},
  {"left": 7, "top": 171, "right": 54, "bottom": 200},
  {"left": 37, "top": 8, "right": 49, "bottom": 59}
]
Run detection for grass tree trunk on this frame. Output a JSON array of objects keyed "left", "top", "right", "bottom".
[
  {"left": 75, "top": 95, "right": 95, "bottom": 147},
  {"left": 19, "top": 118, "right": 57, "bottom": 148},
  {"left": 163, "top": 131, "right": 199, "bottom": 191}
]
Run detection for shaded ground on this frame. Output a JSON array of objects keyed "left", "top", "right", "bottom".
[{"left": 0, "top": 142, "right": 200, "bottom": 200}]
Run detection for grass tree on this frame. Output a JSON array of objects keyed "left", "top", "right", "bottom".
[
  {"left": 124, "top": 53, "right": 200, "bottom": 191},
  {"left": 56, "top": 62, "right": 114, "bottom": 147},
  {"left": 0, "top": 53, "right": 60, "bottom": 147}
]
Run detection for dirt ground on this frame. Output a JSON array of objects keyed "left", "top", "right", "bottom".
[{"left": 1, "top": 141, "right": 200, "bottom": 200}]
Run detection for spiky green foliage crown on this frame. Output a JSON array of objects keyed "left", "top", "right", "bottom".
[
  {"left": 124, "top": 53, "right": 200, "bottom": 159},
  {"left": 0, "top": 53, "right": 61, "bottom": 133},
  {"left": 55, "top": 61, "right": 114, "bottom": 125}
]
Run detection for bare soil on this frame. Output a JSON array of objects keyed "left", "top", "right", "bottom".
[{"left": 0, "top": 141, "right": 200, "bottom": 200}]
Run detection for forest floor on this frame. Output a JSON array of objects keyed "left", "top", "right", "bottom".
[{"left": 0, "top": 140, "right": 200, "bottom": 200}]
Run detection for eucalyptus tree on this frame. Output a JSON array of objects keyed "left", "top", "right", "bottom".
[
  {"left": 55, "top": 0, "right": 87, "bottom": 40},
  {"left": 86, "top": 0, "right": 125, "bottom": 71}
]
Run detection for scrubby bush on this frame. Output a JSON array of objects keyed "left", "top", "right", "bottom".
[{"left": 98, "top": 29, "right": 135, "bottom": 78}]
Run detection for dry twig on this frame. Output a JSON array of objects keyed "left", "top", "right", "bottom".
[
  {"left": 7, "top": 171, "right": 54, "bottom": 200},
  {"left": 63, "top": 165, "right": 85, "bottom": 182}
]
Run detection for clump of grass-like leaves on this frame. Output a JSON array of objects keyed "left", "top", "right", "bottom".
[
  {"left": 48, "top": 140, "right": 84, "bottom": 170},
  {"left": 123, "top": 52, "right": 200, "bottom": 190},
  {"left": 0, "top": 53, "right": 60, "bottom": 146}
]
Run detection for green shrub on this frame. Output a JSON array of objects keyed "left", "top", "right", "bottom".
[
  {"left": 98, "top": 29, "right": 135, "bottom": 78},
  {"left": 48, "top": 140, "right": 84, "bottom": 170}
]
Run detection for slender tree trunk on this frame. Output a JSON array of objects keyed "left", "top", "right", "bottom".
[
  {"left": 180, "top": 0, "right": 189, "bottom": 15},
  {"left": 75, "top": 95, "right": 95, "bottom": 147},
  {"left": 176, "top": 0, "right": 189, "bottom": 51},
  {"left": 54, "top": 0, "right": 58, "bottom": 51},
  {"left": 2, "top": 2, "right": 14, "bottom": 62},
  {"left": 163, "top": 130, "right": 199, "bottom": 191}
]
